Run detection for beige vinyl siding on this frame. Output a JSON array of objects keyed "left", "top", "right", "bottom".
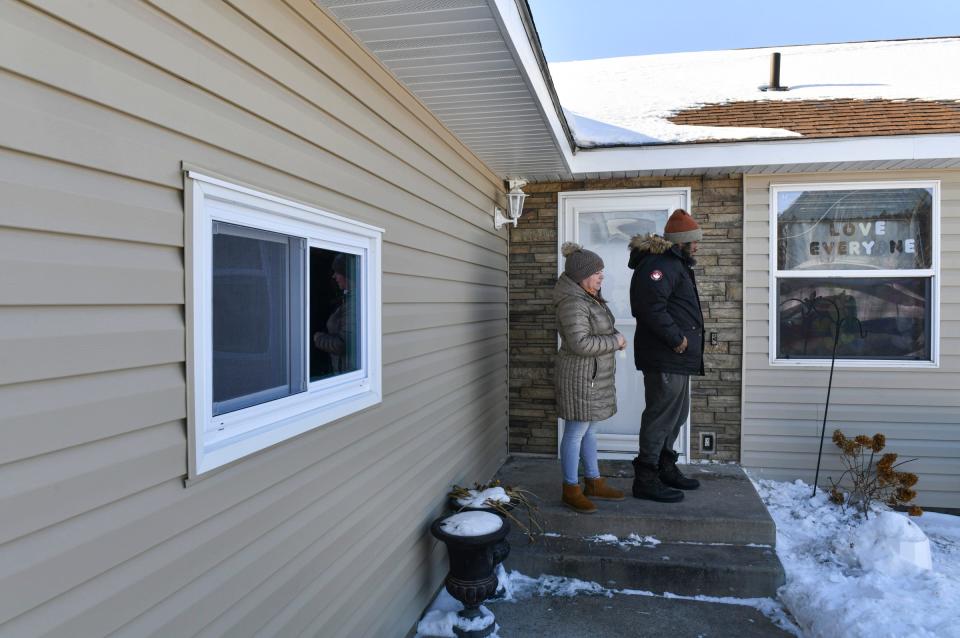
[
  {"left": 742, "top": 169, "right": 960, "bottom": 509},
  {"left": 0, "top": 1, "right": 508, "bottom": 636}
]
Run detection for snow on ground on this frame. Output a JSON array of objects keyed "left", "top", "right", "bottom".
[
  {"left": 419, "top": 479, "right": 959, "bottom": 637},
  {"left": 497, "top": 570, "right": 800, "bottom": 635},
  {"left": 588, "top": 532, "right": 661, "bottom": 547},
  {"left": 414, "top": 588, "right": 497, "bottom": 638},
  {"left": 588, "top": 531, "right": 769, "bottom": 549},
  {"left": 417, "top": 566, "right": 798, "bottom": 637},
  {"left": 753, "top": 476, "right": 960, "bottom": 638},
  {"left": 499, "top": 569, "right": 612, "bottom": 600},
  {"left": 549, "top": 38, "right": 960, "bottom": 146}
]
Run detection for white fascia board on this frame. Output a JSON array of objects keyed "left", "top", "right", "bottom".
[
  {"left": 489, "top": 0, "right": 575, "bottom": 175},
  {"left": 569, "top": 133, "right": 960, "bottom": 175}
]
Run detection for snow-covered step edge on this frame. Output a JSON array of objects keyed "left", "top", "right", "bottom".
[{"left": 504, "top": 534, "right": 785, "bottom": 598}]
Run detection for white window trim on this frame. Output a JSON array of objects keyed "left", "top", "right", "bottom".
[
  {"left": 767, "top": 180, "right": 940, "bottom": 369},
  {"left": 186, "top": 172, "right": 384, "bottom": 478}
]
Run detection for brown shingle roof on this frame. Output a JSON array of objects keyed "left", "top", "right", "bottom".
[{"left": 668, "top": 99, "right": 960, "bottom": 141}]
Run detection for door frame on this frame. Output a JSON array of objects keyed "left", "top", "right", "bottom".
[{"left": 556, "top": 187, "right": 692, "bottom": 461}]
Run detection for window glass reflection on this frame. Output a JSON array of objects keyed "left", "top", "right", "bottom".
[
  {"left": 777, "top": 278, "right": 930, "bottom": 360},
  {"left": 310, "top": 249, "right": 361, "bottom": 381},
  {"left": 212, "top": 223, "right": 304, "bottom": 415}
]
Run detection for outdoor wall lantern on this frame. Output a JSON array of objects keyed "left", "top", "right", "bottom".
[{"left": 494, "top": 179, "right": 528, "bottom": 229}]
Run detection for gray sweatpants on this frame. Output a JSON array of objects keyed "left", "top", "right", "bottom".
[{"left": 637, "top": 372, "right": 690, "bottom": 466}]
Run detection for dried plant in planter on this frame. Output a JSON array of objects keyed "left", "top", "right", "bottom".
[
  {"left": 828, "top": 430, "right": 923, "bottom": 519},
  {"left": 448, "top": 480, "right": 544, "bottom": 542}
]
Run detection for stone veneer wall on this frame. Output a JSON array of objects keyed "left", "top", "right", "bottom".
[{"left": 509, "top": 175, "right": 744, "bottom": 461}]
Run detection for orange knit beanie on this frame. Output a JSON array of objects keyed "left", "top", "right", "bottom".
[{"left": 663, "top": 209, "right": 702, "bottom": 243}]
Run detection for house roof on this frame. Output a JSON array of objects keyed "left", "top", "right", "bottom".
[
  {"left": 670, "top": 99, "right": 960, "bottom": 142},
  {"left": 312, "top": 3, "right": 960, "bottom": 180},
  {"left": 550, "top": 38, "right": 960, "bottom": 147}
]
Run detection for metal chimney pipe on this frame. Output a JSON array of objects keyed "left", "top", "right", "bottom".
[{"left": 765, "top": 52, "right": 788, "bottom": 91}]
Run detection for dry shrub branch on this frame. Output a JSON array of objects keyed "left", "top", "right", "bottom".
[
  {"left": 448, "top": 480, "right": 544, "bottom": 542},
  {"left": 828, "top": 430, "right": 922, "bottom": 519}
]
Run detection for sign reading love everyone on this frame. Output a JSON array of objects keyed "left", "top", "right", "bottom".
[{"left": 807, "top": 220, "right": 916, "bottom": 259}]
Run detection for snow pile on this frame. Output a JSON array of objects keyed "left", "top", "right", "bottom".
[
  {"left": 588, "top": 532, "right": 661, "bottom": 547},
  {"left": 753, "top": 477, "right": 960, "bottom": 638},
  {"left": 853, "top": 511, "right": 932, "bottom": 573},
  {"left": 439, "top": 512, "right": 502, "bottom": 537},
  {"left": 916, "top": 511, "right": 960, "bottom": 556},
  {"left": 549, "top": 38, "right": 960, "bottom": 145},
  {"left": 414, "top": 589, "right": 497, "bottom": 638},
  {"left": 455, "top": 486, "right": 511, "bottom": 508}
]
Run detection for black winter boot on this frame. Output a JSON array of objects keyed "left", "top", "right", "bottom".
[
  {"left": 658, "top": 449, "right": 700, "bottom": 490},
  {"left": 631, "top": 457, "right": 684, "bottom": 502}
]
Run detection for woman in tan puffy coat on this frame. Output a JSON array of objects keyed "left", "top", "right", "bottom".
[{"left": 554, "top": 243, "right": 626, "bottom": 513}]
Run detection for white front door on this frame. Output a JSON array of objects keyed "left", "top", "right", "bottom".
[{"left": 558, "top": 188, "right": 692, "bottom": 461}]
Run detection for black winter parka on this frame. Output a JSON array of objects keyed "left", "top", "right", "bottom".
[{"left": 628, "top": 234, "right": 705, "bottom": 376}]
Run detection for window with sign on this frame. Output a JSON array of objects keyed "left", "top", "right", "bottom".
[{"left": 771, "top": 182, "right": 939, "bottom": 365}]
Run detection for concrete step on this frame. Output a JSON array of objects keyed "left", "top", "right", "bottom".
[
  {"left": 503, "top": 533, "right": 785, "bottom": 598},
  {"left": 487, "top": 585, "right": 794, "bottom": 637},
  {"left": 496, "top": 457, "right": 778, "bottom": 546},
  {"left": 493, "top": 456, "right": 785, "bottom": 598}
]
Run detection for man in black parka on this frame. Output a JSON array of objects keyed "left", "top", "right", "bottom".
[{"left": 627, "top": 209, "right": 705, "bottom": 502}]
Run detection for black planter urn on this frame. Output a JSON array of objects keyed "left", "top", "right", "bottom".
[{"left": 430, "top": 512, "right": 511, "bottom": 638}]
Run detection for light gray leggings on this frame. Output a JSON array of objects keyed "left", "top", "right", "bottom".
[{"left": 560, "top": 420, "right": 600, "bottom": 485}]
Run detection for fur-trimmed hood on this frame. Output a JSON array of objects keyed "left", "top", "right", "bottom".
[
  {"left": 628, "top": 233, "right": 673, "bottom": 254},
  {"left": 628, "top": 234, "right": 674, "bottom": 269}
]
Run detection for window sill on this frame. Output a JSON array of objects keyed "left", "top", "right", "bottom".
[
  {"left": 195, "top": 387, "right": 382, "bottom": 477},
  {"left": 768, "top": 358, "right": 939, "bottom": 369}
]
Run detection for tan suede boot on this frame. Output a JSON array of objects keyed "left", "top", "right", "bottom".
[
  {"left": 562, "top": 483, "right": 597, "bottom": 514},
  {"left": 584, "top": 476, "right": 625, "bottom": 501}
]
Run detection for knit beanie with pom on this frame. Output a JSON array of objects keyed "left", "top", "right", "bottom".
[
  {"left": 561, "top": 242, "right": 604, "bottom": 283},
  {"left": 663, "top": 208, "right": 702, "bottom": 244}
]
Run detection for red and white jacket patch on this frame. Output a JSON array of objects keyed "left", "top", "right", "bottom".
[{"left": 649, "top": 269, "right": 663, "bottom": 281}]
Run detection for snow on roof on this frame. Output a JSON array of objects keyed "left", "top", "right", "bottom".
[{"left": 549, "top": 38, "right": 960, "bottom": 147}]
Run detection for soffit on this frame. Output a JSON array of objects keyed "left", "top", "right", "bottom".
[{"left": 314, "top": 0, "right": 571, "bottom": 181}]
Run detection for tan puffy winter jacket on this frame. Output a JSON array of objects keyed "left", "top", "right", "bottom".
[{"left": 553, "top": 273, "right": 620, "bottom": 422}]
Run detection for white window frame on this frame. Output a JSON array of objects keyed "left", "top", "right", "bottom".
[
  {"left": 186, "top": 172, "right": 383, "bottom": 478},
  {"left": 768, "top": 180, "right": 940, "bottom": 368}
]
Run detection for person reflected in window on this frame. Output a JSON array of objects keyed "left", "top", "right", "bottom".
[{"left": 313, "top": 253, "right": 355, "bottom": 374}]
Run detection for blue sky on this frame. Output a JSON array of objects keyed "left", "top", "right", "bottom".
[{"left": 527, "top": 0, "right": 960, "bottom": 61}]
